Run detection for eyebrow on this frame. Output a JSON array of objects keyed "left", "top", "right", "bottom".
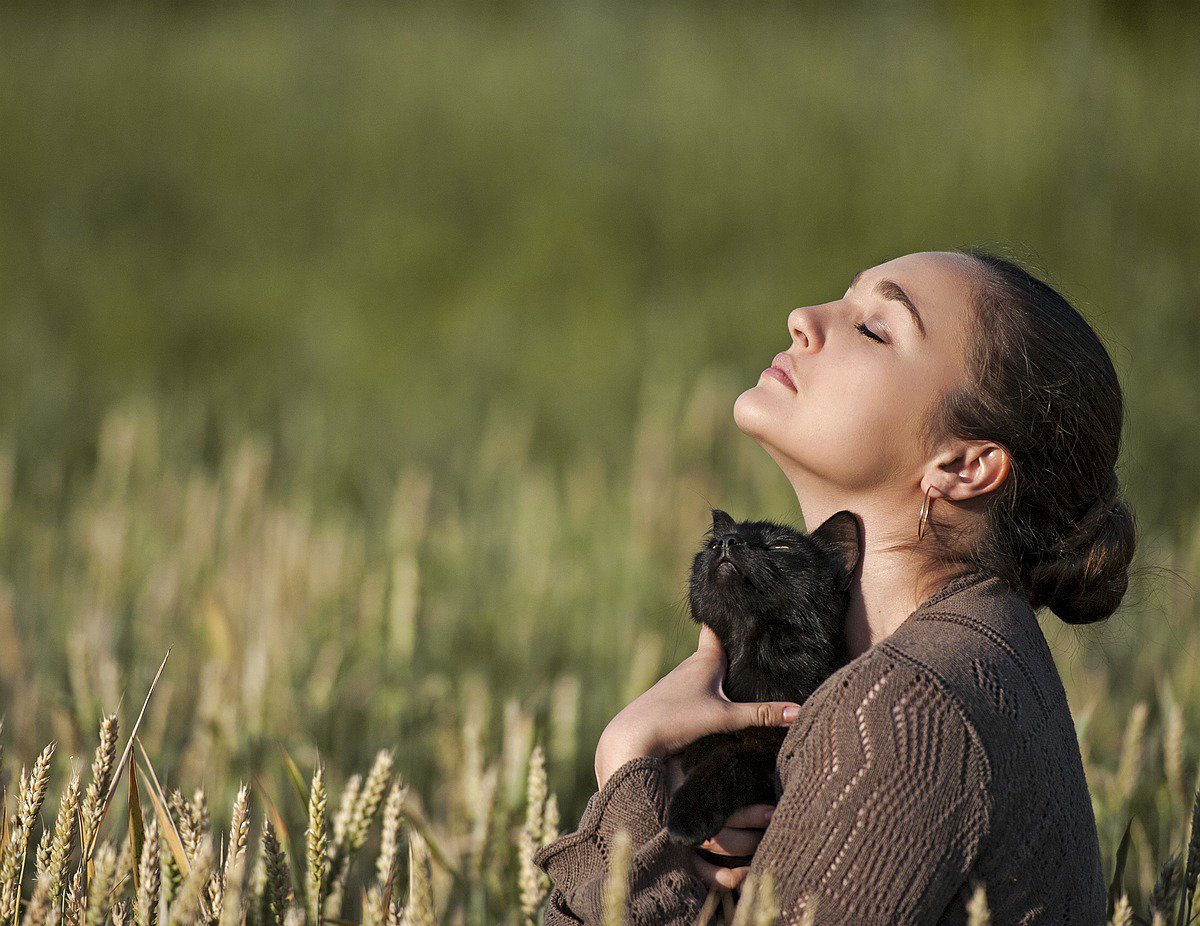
[{"left": 849, "top": 270, "right": 927, "bottom": 340}]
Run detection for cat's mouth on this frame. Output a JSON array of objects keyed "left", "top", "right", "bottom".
[{"left": 716, "top": 555, "right": 741, "bottom": 578}]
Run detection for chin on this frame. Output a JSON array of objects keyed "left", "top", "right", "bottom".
[{"left": 733, "top": 383, "right": 779, "bottom": 440}]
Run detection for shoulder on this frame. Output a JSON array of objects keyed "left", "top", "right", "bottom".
[{"left": 880, "top": 575, "right": 1067, "bottom": 745}]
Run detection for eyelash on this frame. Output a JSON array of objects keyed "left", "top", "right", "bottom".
[{"left": 855, "top": 322, "right": 886, "bottom": 344}]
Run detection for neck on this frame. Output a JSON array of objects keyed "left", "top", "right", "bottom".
[{"left": 787, "top": 475, "right": 949, "bottom": 660}]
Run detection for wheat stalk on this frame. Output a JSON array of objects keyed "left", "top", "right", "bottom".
[
  {"left": 1150, "top": 852, "right": 1182, "bottom": 921},
  {"left": 600, "top": 828, "right": 631, "bottom": 926},
  {"left": 136, "top": 819, "right": 160, "bottom": 926},
  {"left": 1116, "top": 702, "right": 1149, "bottom": 808},
  {"left": 79, "top": 724, "right": 118, "bottom": 858},
  {"left": 304, "top": 767, "right": 326, "bottom": 926},
  {"left": 167, "top": 835, "right": 212, "bottom": 926},
  {"left": 260, "top": 823, "right": 290, "bottom": 926},
  {"left": 1, "top": 742, "right": 56, "bottom": 926},
  {"left": 1109, "top": 894, "right": 1134, "bottom": 926},
  {"left": 84, "top": 844, "right": 118, "bottom": 926},
  {"left": 965, "top": 882, "right": 990, "bottom": 926},
  {"left": 375, "top": 782, "right": 407, "bottom": 900},
  {"left": 399, "top": 829, "right": 434, "bottom": 926}
]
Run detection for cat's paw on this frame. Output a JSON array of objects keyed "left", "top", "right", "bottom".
[{"left": 665, "top": 795, "right": 729, "bottom": 847}]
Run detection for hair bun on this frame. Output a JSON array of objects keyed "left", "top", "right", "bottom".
[{"left": 1022, "top": 474, "right": 1137, "bottom": 625}]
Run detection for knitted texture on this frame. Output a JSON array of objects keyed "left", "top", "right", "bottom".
[{"left": 533, "top": 570, "right": 1107, "bottom": 924}]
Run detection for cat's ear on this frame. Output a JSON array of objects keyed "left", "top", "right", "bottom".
[
  {"left": 810, "top": 510, "right": 861, "bottom": 590},
  {"left": 710, "top": 508, "right": 736, "bottom": 535}
]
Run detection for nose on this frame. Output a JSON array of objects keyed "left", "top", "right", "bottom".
[
  {"left": 788, "top": 304, "right": 824, "bottom": 352},
  {"left": 718, "top": 535, "right": 742, "bottom": 556}
]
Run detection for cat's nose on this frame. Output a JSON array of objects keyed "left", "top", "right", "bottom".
[{"left": 718, "top": 535, "right": 741, "bottom": 555}]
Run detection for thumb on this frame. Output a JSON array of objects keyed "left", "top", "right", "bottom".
[
  {"left": 726, "top": 700, "right": 802, "bottom": 730},
  {"left": 696, "top": 623, "right": 725, "bottom": 655}
]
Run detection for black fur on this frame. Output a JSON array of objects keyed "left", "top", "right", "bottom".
[{"left": 664, "top": 508, "right": 862, "bottom": 850}]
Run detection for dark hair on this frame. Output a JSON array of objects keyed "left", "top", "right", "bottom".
[{"left": 904, "top": 247, "right": 1137, "bottom": 625}]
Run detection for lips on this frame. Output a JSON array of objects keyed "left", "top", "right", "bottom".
[{"left": 762, "top": 352, "right": 797, "bottom": 392}]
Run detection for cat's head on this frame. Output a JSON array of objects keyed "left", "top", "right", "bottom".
[{"left": 688, "top": 507, "right": 861, "bottom": 644}]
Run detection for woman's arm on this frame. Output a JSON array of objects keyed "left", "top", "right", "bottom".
[
  {"left": 534, "top": 757, "right": 708, "bottom": 924},
  {"left": 536, "top": 651, "right": 994, "bottom": 924},
  {"left": 533, "top": 626, "right": 802, "bottom": 924}
]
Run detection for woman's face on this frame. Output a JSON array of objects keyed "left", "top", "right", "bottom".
[{"left": 734, "top": 251, "right": 977, "bottom": 493}]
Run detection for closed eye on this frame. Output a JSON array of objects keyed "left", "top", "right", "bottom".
[{"left": 855, "top": 322, "right": 886, "bottom": 344}]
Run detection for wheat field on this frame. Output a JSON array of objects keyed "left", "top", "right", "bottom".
[
  {"left": 2, "top": 0, "right": 1200, "bottom": 922},
  {"left": 1, "top": 397, "right": 1198, "bottom": 924}
]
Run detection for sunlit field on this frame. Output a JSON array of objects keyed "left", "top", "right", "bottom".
[{"left": 1, "top": 1, "right": 1199, "bottom": 922}]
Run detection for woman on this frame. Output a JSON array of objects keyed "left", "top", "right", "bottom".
[{"left": 534, "top": 248, "right": 1135, "bottom": 923}]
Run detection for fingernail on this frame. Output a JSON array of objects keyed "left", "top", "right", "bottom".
[
  {"left": 764, "top": 807, "right": 774, "bottom": 821},
  {"left": 782, "top": 705, "right": 800, "bottom": 722}
]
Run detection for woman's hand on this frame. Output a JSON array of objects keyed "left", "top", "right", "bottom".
[
  {"left": 594, "top": 624, "right": 801, "bottom": 788},
  {"left": 663, "top": 754, "right": 774, "bottom": 892}
]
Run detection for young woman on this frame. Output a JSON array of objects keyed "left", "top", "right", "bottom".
[{"left": 534, "top": 249, "right": 1136, "bottom": 923}]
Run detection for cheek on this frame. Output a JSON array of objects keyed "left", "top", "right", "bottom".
[{"left": 738, "top": 366, "right": 928, "bottom": 487}]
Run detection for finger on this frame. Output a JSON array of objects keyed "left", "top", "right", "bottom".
[
  {"left": 698, "top": 826, "right": 762, "bottom": 857},
  {"left": 727, "top": 700, "right": 802, "bottom": 729},
  {"left": 691, "top": 854, "right": 750, "bottom": 891},
  {"left": 720, "top": 804, "right": 775, "bottom": 829}
]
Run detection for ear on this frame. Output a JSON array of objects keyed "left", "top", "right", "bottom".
[
  {"left": 710, "top": 508, "right": 736, "bottom": 535},
  {"left": 810, "top": 510, "right": 861, "bottom": 590},
  {"left": 923, "top": 441, "right": 1011, "bottom": 503}
]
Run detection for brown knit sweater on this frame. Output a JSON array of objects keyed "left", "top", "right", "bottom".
[{"left": 533, "top": 569, "right": 1107, "bottom": 924}]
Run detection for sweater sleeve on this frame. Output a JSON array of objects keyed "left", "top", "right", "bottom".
[
  {"left": 534, "top": 657, "right": 992, "bottom": 925},
  {"left": 750, "top": 655, "right": 993, "bottom": 924},
  {"left": 532, "top": 757, "right": 709, "bottom": 924}
]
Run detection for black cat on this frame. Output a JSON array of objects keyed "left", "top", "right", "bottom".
[{"left": 664, "top": 507, "right": 861, "bottom": 850}]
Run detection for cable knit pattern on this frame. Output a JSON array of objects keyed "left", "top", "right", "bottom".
[{"left": 533, "top": 570, "right": 1107, "bottom": 924}]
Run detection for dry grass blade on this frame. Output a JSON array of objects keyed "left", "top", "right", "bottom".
[
  {"left": 87, "top": 651, "right": 171, "bottom": 862},
  {"left": 127, "top": 756, "right": 145, "bottom": 900},
  {"left": 1108, "top": 817, "right": 1134, "bottom": 919},
  {"left": 132, "top": 750, "right": 189, "bottom": 880}
]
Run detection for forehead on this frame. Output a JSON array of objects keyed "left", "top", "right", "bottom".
[
  {"left": 866, "top": 251, "right": 976, "bottom": 318},
  {"left": 864, "top": 251, "right": 976, "bottom": 347}
]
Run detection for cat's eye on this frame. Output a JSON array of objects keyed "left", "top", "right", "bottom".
[{"left": 770, "top": 544, "right": 792, "bottom": 551}]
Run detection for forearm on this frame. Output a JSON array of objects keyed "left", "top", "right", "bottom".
[{"left": 534, "top": 757, "right": 708, "bottom": 924}]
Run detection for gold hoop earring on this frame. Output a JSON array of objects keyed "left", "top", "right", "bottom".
[{"left": 917, "top": 486, "right": 934, "bottom": 541}]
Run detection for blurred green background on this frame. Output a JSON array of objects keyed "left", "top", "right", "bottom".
[
  {"left": 2, "top": 0, "right": 1197, "bottom": 530},
  {"left": 1, "top": 0, "right": 1199, "bottom": 915}
]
